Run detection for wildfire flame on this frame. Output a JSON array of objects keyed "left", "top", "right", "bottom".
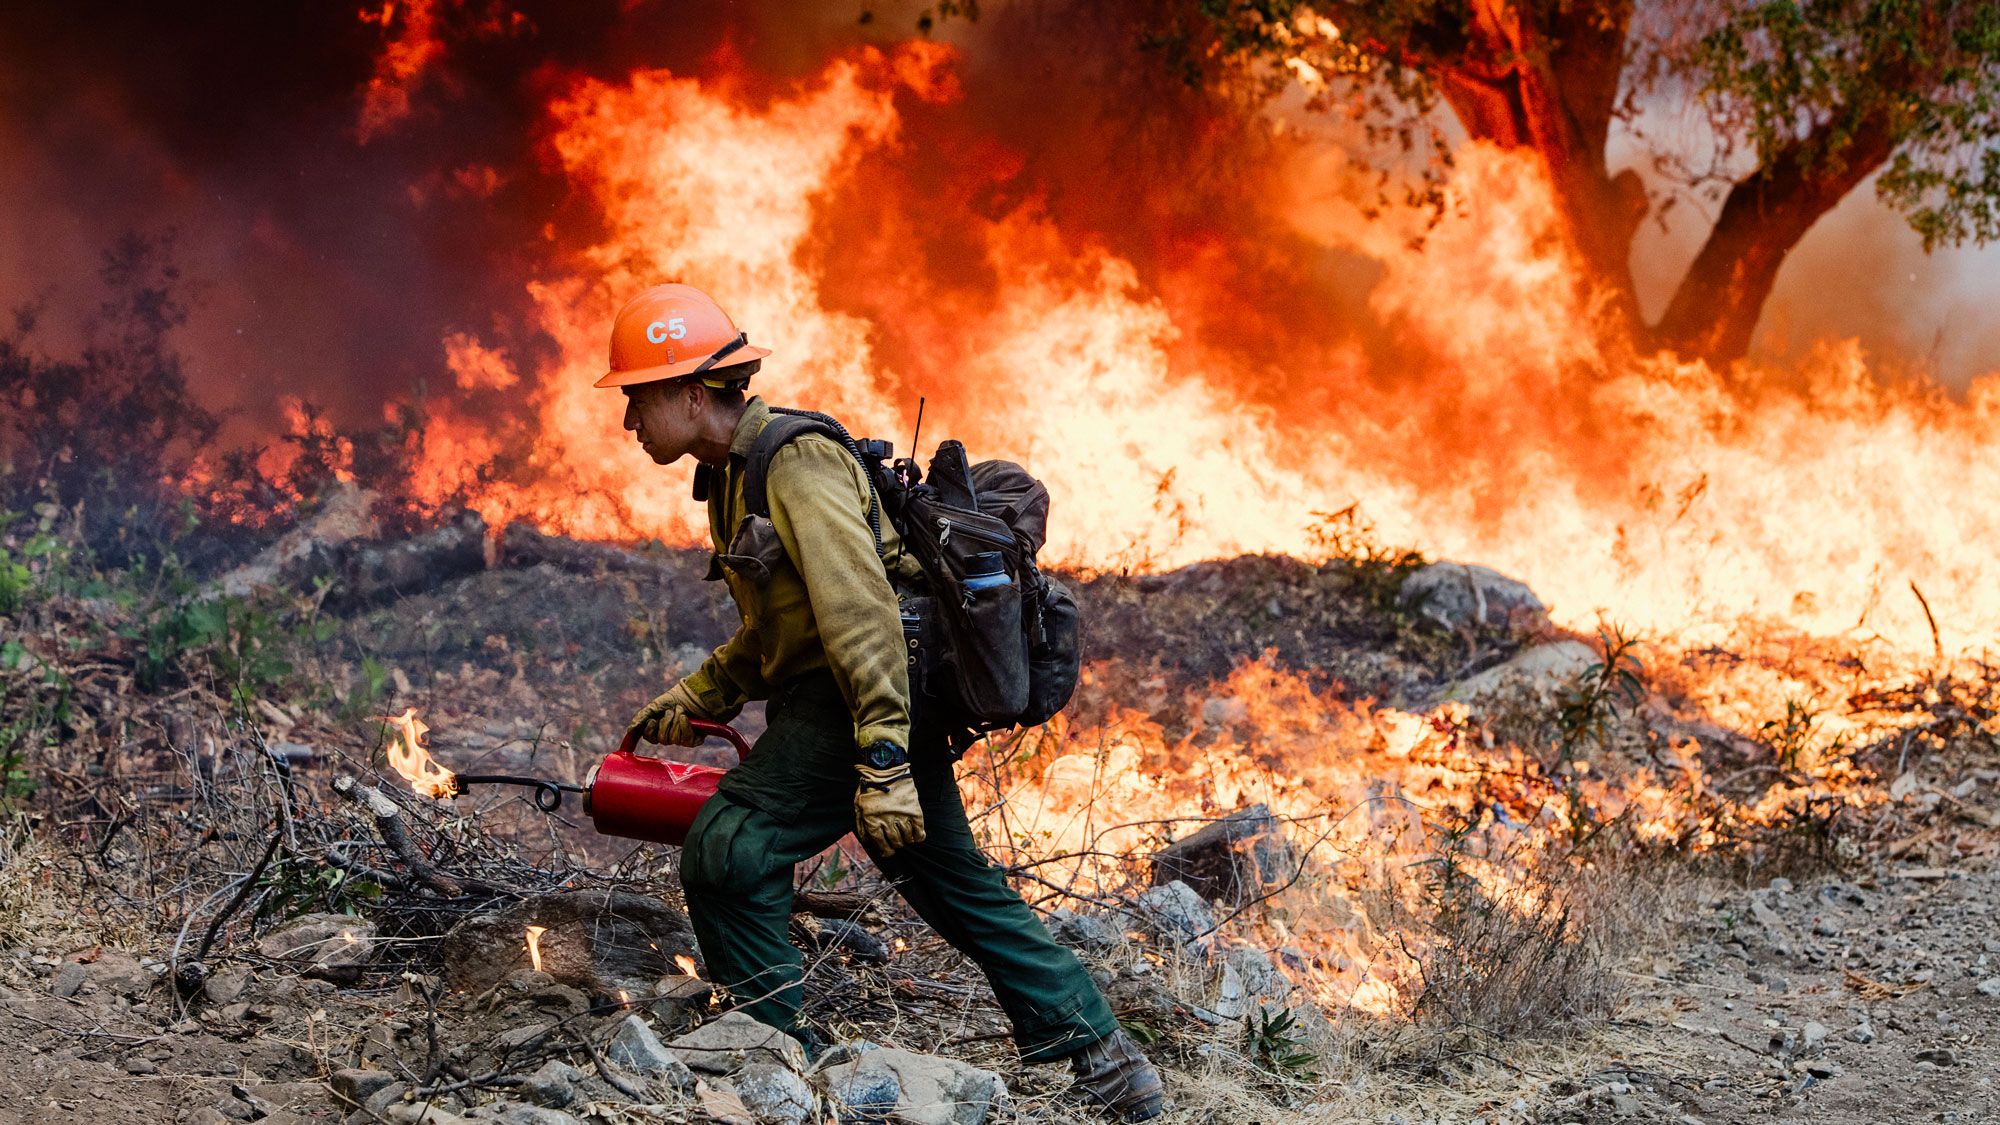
[
  {"left": 378, "top": 707, "right": 457, "bottom": 799},
  {"left": 386, "top": 41, "right": 2000, "bottom": 666},
  {"left": 524, "top": 925, "right": 547, "bottom": 973},
  {"left": 672, "top": 953, "right": 697, "bottom": 977}
]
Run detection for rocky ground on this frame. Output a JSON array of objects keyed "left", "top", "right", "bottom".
[
  {"left": 5, "top": 856, "right": 1997, "bottom": 1124},
  {"left": 4, "top": 506, "right": 1998, "bottom": 1125}
]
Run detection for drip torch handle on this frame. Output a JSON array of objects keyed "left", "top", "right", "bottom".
[{"left": 616, "top": 720, "right": 750, "bottom": 762}]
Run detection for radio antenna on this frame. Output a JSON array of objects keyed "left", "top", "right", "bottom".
[{"left": 894, "top": 397, "right": 925, "bottom": 568}]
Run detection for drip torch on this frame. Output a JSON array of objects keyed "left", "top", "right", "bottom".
[{"left": 452, "top": 720, "right": 746, "bottom": 846}]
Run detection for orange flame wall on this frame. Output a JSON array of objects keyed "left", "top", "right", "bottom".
[{"left": 409, "top": 42, "right": 2000, "bottom": 657}]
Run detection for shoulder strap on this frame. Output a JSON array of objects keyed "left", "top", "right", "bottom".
[
  {"left": 742, "top": 414, "right": 836, "bottom": 519},
  {"left": 742, "top": 408, "right": 884, "bottom": 554}
]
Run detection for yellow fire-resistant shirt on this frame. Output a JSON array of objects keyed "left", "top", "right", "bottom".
[{"left": 679, "top": 397, "right": 922, "bottom": 751}]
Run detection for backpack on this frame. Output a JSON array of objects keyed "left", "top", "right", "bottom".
[{"left": 740, "top": 407, "right": 1080, "bottom": 747}]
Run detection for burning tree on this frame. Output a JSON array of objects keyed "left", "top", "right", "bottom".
[{"left": 1176, "top": 0, "right": 2000, "bottom": 363}]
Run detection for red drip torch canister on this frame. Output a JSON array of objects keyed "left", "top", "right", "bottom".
[{"left": 583, "top": 720, "right": 746, "bottom": 846}]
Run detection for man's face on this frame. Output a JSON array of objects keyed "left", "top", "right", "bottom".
[{"left": 622, "top": 380, "right": 700, "bottom": 465}]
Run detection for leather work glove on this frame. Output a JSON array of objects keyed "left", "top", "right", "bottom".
[
  {"left": 854, "top": 762, "right": 926, "bottom": 856},
  {"left": 628, "top": 681, "right": 708, "bottom": 747}
]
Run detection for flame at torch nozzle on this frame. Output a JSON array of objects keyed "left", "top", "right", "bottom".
[{"left": 378, "top": 707, "right": 457, "bottom": 799}]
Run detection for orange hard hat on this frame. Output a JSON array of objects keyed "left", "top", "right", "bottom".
[{"left": 596, "top": 283, "right": 771, "bottom": 390}]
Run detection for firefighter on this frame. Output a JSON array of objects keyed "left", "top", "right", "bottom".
[{"left": 599, "top": 283, "right": 1164, "bottom": 1121}]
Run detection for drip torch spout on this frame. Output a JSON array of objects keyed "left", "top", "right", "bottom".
[{"left": 451, "top": 774, "right": 588, "bottom": 813}]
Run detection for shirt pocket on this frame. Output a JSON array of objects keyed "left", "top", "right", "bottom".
[{"left": 715, "top": 514, "right": 785, "bottom": 587}]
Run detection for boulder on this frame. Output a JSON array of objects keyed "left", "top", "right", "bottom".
[
  {"left": 1446, "top": 640, "right": 1598, "bottom": 702},
  {"left": 1131, "top": 881, "right": 1215, "bottom": 951},
  {"left": 256, "top": 914, "right": 376, "bottom": 984},
  {"left": 822, "top": 1044, "right": 899, "bottom": 1123},
  {"left": 605, "top": 1014, "right": 696, "bottom": 1091},
  {"left": 667, "top": 1011, "right": 808, "bottom": 1075},
  {"left": 1399, "top": 562, "right": 1548, "bottom": 633},
  {"left": 518, "top": 1060, "right": 585, "bottom": 1108},
  {"left": 329, "top": 1069, "right": 397, "bottom": 1110},
  {"left": 1212, "top": 947, "right": 1292, "bottom": 1020},
  {"left": 735, "top": 1063, "right": 816, "bottom": 1125},
  {"left": 1149, "top": 805, "right": 1296, "bottom": 906},
  {"left": 440, "top": 889, "right": 698, "bottom": 997},
  {"left": 1045, "top": 909, "right": 1125, "bottom": 954},
  {"left": 818, "top": 1047, "right": 1005, "bottom": 1125}
]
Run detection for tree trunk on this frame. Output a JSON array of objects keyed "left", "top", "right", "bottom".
[
  {"left": 1652, "top": 110, "right": 1897, "bottom": 364},
  {"left": 1432, "top": 0, "right": 1646, "bottom": 325}
]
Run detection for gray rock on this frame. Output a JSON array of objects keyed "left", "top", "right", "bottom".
[
  {"left": 1212, "top": 960, "right": 1250, "bottom": 1020},
  {"left": 605, "top": 1015, "right": 695, "bottom": 1091},
  {"left": 256, "top": 914, "right": 377, "bottom": 984},
  {"left": 1802, "top": 1021, "right": 1828, "bottom": 1053},
  {"left": 1447, "top": 641, "right": 1599, "bottom": 702},
  {"left": 330, "top": 1069, "right": 397, "bottom": 1109},
  {"left": 203, "top": 968, "right": 252, "bottom": 1006},
  {"left": 362, "top": 1080, "right": 410, "bottom": 1117},
  {"left": 825, "top": 1054, "right": 900, "bottom": 1123},
  {"left": 491, "top": 1021, "right": 554, "bottom": 1055},
  {"left": 736, "top": 1063, "right": 815, "bottom": 1125},
  {"left": 817, "top": 1047, "right": 1005, "bottom": 1125},
  {"left": 52, "top": 963, "right": 87, "bottom": 998},
  {"left": 1045, "top": 910, "right": 1124, "bottom": 954},
  {"left": 668, "top": 1011, "right": 808, "bottom": 1075},
  {"left": 519, "top": 1060, "right": 586, "bottom": 1108},
  {"left": 1399, "top": 561, "right": 1549, "bottom": 633},
  {"left": 1976, "top": 977, "right": 2000, "bottom": 997},
  {"left": 1149, "top": 805, "right": 1298, "bottom": 907},
  {"left": 441, "top": 889, "right": 698, "bottom": 996},
  {"left": 1915, "top": 1047, "right": 1958, "bottom": 1066},
  {"left": 1133, "top": 880, "right": 1215, "bottom": 950},
  {"left": 1224, "top": 946, "right": 1291, "bottom": 1002},
  {"left": 1847, "top": 1021, "right": 1876, "bottom": 1044},
  {"left": 124, "top": 1056, "right": 159, "bottom": 1075}
]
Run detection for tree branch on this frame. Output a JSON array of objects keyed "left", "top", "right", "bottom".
[{"left": 1654, "top": 104, "right": 1899, "bottom": 362}]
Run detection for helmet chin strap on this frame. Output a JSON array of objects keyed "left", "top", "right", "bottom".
[{"left": 693, "top": 332, "right": 751, "bottom": 386}]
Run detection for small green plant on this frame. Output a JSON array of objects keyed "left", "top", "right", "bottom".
[
  {"left": 340, "top": 655, "right": 391, "bottom": 721},
  {"left": 1550, "top": 625, "right": 1646, "bottom": 844},
  {"left": 0, "top": 548, "right": 31, "bottom": 614},
  {"left": 256, "top": 852, "right": 381, "bottom": 921},
  {"left": 1761, "top": 695, "right": 1841, "bottom": 772},
  {"left": 1245, "top": 1006, "right": 1321, "bottom": 1082},
  {"left": 812, "top": 846, "right": 851, "bottom": 892},
  {"left": 1414, "top": 806, "right": 1482, "bottom": 924}
]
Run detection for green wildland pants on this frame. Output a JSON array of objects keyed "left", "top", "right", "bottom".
[{"left": 679, "top": 672, "right": 1118, "bottom": 1062}]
